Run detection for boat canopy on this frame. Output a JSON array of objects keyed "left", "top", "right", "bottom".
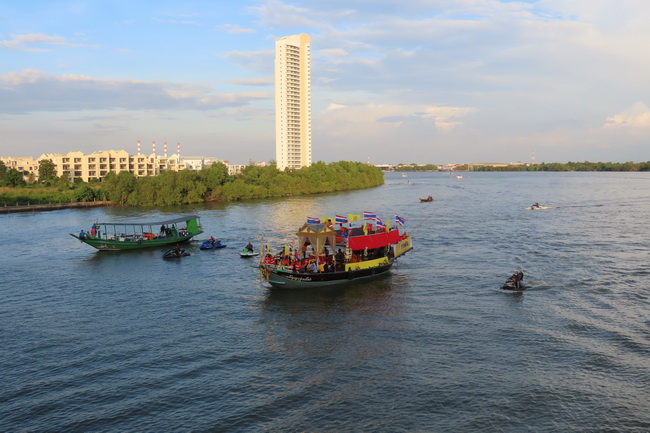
[
  {"left": 347, "top": 229, "right": 404, "bottom": 250},
  {"left": 296, "top": 223, "right": 337, "bottom": 256},
  {"left": 96, "top": 215, "right": 200, "bottom": 227}
]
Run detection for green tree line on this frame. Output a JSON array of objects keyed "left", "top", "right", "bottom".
[
  {"left": 103, "top": 161, "right": 385, "bottom": 206},
  {"left": 0, "top": 160, "right": 384, "bottom": 207},
  {"left": 460, "top": 161, "right": 650, "bottom": 172}
]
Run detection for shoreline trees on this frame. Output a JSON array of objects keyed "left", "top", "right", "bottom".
[{"left": 0, "top": 161, "right": 385, "bottom": 207}]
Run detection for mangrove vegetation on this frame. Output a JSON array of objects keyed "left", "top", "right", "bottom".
[{"left": 0, "top": 160, "right": 384, "bottom": 207}]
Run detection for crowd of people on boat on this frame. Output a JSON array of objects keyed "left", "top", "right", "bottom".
[{"left": 258, "top": 241, "right": 393, "bottom": 274}]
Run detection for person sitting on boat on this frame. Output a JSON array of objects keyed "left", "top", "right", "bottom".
[
  {"left": 90, "top": 226, "right": 97, "bottom": 237},
  {"left": 507, "top": 270, "right": 525, "bottom": 288},
  {"left": 79, "top": 229, "right": 86, "bottom": 240},
  {"left": 174, "top": 243, "right": 182, "bottom": 255},
  {"left": 209, "top": 236, "right": 216, "bottom": 243},
  {"left": 263, "top": 254, "right": 276, "bottom": 265},
  {"left": 245, "top": 241, "right": 254, "bottom": 253},
  {"left": 307, "top": 261, "right": 318, "bottom": 273}
]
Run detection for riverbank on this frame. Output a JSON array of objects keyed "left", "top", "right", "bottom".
[{"left": 0, "top": 201, "right": 112, "bottom": 214}]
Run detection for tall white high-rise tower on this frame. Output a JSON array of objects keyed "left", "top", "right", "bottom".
[{"left": 275, "top": 33, "right": 312, "bottom": 171}]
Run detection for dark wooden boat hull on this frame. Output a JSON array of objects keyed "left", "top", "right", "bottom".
[{"left": 265, "top": 261, "right": 394, "bottom": 289}]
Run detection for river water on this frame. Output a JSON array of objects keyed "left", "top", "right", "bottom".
[{"left": 1, "top": 172, "right": 649, "bottom": 432}]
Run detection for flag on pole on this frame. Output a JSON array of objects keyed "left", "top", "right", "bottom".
[
  {"left": 348, "top": 213, "right": 362, "bottom": 222},
  {"left": 376, "top": 217, "right": 386, "bottom": 230},
  {"left": 394, "top": 213, "right": 406, "bottom": 226},
  {"left": 363, "top": 211, "right": 377, "bottom": 220},
  {"left": 307, "top": 216, "right": 320, "bottom": 224},
  {"left": 335, "top": 214, "right": 348, "bottom": 224}
]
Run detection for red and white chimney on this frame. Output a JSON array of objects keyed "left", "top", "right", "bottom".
[
  {"left": 177, "top": 143, "right": 181, "bottom": 159},
  {"left": 137, "top": 140, "right": 141, "bottom": 155},
  {"left": 152, "top": 141, "right": 156, "bottom": 156}
]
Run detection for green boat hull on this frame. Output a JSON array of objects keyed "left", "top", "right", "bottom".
[{"left": 70, "top": 233, "right": 196, "bottom": 251}]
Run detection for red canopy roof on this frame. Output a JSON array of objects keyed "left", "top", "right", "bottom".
[{"left": 347, "top": 229, "right": 404, "bottom": 250}]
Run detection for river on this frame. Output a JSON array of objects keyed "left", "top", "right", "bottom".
[{"left": 2, "top": 171, "right": 649, "bottom": 432}]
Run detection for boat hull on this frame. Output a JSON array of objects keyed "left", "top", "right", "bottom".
[
  {"left": 265, "top": 261, "right": 394, "bottom": 289},
  {"left": 70, "top": 234, "right": 195, "bottom": 251}
]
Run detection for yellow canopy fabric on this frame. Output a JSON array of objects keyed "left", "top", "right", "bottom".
[{"left": 295, "top": 223, "right": 337, "bottom": 256}]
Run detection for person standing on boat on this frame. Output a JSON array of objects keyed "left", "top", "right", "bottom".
[{"left": 335, "top": 249, "right": 345, "bottom": 271}]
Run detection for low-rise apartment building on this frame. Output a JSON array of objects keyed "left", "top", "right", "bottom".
[
  {"left": 2, "top": 150, "right": 186, "bottom": 182},
  {"left": 2, "top": 151, "right": 267, "bottom": 182}
]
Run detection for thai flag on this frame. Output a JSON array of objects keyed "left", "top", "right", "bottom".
[
  {"left": 376, "top": 217, "right": 386, "bottom": 229},
  {"left": 335, "top": 214, "right": 348, "bottom": 224},
  {"left": 363, "top": 211, "right": 377, "bottom": 220},
  {"left": 307, "top": 216, "right": 320, "bottom": 224},
  {"left": 394, "top": 214, "right": 406, "bottom": 226}
]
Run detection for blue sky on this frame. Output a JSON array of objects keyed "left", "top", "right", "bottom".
[{"left": 1, "top": 0, "right": 649, "bottom": 164}]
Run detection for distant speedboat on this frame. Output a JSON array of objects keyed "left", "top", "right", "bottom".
[
  {"left": 419, "top": 195, "right": 434, "bottom": 202},
  {"left": 456, "top": 175, "right": 463, "bottom": 179}
]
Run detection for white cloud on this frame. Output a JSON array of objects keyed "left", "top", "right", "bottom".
[
  {"left": 604, "top": 102, "right": 650, "bottom": 129},
  {"left": 0, "top": 33, "right": 90, "bottom": 52},
  {"left": 222, "top": 24, "right": 256, "bottom": 34},
  {"left": 318, "top": 48, "right": 348, "bottom": 58},
  {"left": 0, "top": 69, "right": 271, "bottom": 114},
  {"left": 226, "top": 77, "right": 273, "bottom": 86}
]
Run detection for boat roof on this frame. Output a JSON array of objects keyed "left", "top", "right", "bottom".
[{"left": 97, "top": 215, "right": 200, "bottom": 226}]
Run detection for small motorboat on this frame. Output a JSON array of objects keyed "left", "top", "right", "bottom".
[
  {"left": 240, "top": 248, "right": 259, "bottom": 258},
  {"left": 502, "top": 270, "right": 526, "bottom": 291},
  {"left": 419, "top": 195, "right": 434, "bottom": 202},
  {"left": 163, "top": 248, "right": 190, "bottom": 259},
  {"left": 200, "top": 239, "right": 227, "bottom": 249},
  {"left": 529, "top": 202, "right": 552, "bottom": 210}
]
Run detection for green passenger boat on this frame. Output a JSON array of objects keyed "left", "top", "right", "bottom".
[{"left": 70, "top": 215, "right": 203, "bottom": 251}]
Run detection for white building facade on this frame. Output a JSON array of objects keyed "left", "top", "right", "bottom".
[
  {"left": 2, "top": 150, "right": 186, "bottom": 183},
  {"left": 275, "top": 33, "right": 312, "bottom": 171}
]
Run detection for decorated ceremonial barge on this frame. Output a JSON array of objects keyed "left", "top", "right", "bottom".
[{"left": 258, "top": 213, "right": 412, "bottom": 289}]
